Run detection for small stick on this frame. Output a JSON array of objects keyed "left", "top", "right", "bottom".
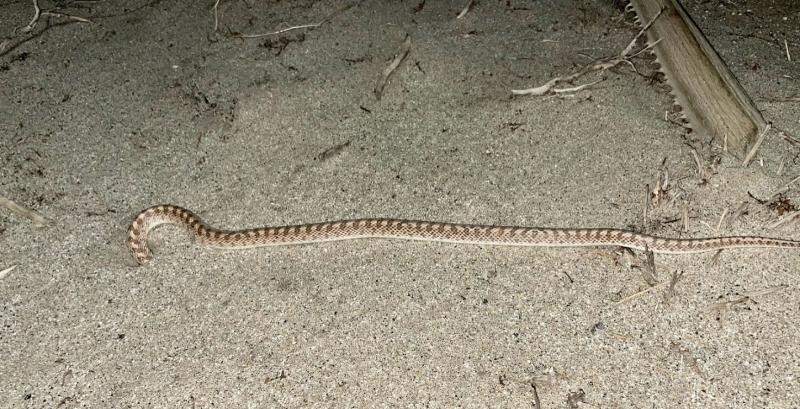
[
  {"left": 0, "top": 265, "right": 16, "bottom": 280},
  {"left": 710, "top": 249, "right": 723, "bottom": 266},
  {"left": 552, "top": 79, "right": 604, "bottom": 94},
  {"left": 16, "top": 0, "right": 91, "bottom": 34},
  {"left": 16, "top": 0, "right": 42, "bottom": 34},
  {"left": 456, "top": 0, "right": 474, "bottom": 19},
  {"left": 374, "top": 34, "right": 412, "bottom": 100},
  {"left": 511, "top": 78, "right": 560, "bottom": 97},
  {"left": 741, "top": 285, "right": 788, "bottom": 299},
  {"left": 689, "top": 148, "right": 710, "bottom": 183},
  {"left": 232, "top": 23, "right": 322, "bottom": 38},
  {"left": 225, "top": 4, "right": 351, "bottom": 38},
  {"left": 714, "top": 208, "right": 728, "bottom": 232},
  {"left": 41, "top": 11, "right": 91, "bottom": 24},
  {"left": 623, "top": 8, "right": 663, "bottom": 57},
  {"left": 0, "top": 195, "right": 47, "bottom": 227},
  {"left": 212, "top": 0, "right": 221, "bottom": 32},
  {"left": 317, "top": 140, "right": 351, "bottom": 161},
  {"left": 785, "top": 39, "right": 791, "bottom": 62},
  {"left": 616, "top": 281, "right": 668, "bottom": 304},
  {"left": 743, "top": 123, "right": 771, "bottom": 167}
]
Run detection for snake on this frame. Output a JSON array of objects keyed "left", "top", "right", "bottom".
[{"left": 127, "top": 204, "right": 800, "bottom": 265}]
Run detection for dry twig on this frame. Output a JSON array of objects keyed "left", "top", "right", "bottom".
[
  {"left": 0, "top": 265, "right": 17, "bottom": 280},
  {"left": 211, "top": 0, "right": 222, "bottom": 32},
  {"left": 231, "top": 23, "right": 322, "bottom": 38},
  {"left": 374, "top": 34, "right": 412, "bottom": 100},
  {"left": 616, "top": 281, "right": 667, "bottom": 304},
  {"left": 742, "top": 122, "right": 771, "bottom": 167},
  {"left": 714, "top": 208, "right": 728, "bottom": 232},
  {"left": 531, "top": 381, "right": 541, "bottom": 409},
  {"left": 456, "top": 0, "right": 474, "bottom": 19},
  {"left": 218, "top": 3, "right": 351, "bottom": 38},
  {"left": 511, "top": 9, "right": 663, "bottom": 96},
  {"left": 0, "top": 195, "right": 47, "bottom": 227},
  {"left": 15, "top": 0, "right": 91, "bottom": 35},
  {"left": 785, "top": 39, "right": 791, "bottom": 62}
]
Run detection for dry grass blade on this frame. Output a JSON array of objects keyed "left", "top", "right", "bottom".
[
  {"left": 688, "top": 147, "right": 711, "bottom": 184},
  {"left": 511, "top": 78, "right": 560, "bottom": 96},
  {"left": 616, "top": 281, "right": 667, "bottom": 304},
  {"left": 0, "top": 265, "right": 17, "bottom": 279},
  {"left": 374, "top": 34, "right": 412, "bottom": 100},
  {"left": 552, "top": 79, "right": 604, "bottom": 94},
  {"left": 742, "top": 123, "right": 772, "bottom": 167},
  {"left": 232, "top": 23, "right": 322, "bottom": 38},
  {"left": 456, "top": 0, "right": 474, "bottom": 19},
  {"left": 531, "top": 382, "right": 541, "bottom": 409},
  {"left": 16, "top": 0, "right": 91, "bottom": 34},
  {"left": 715, "top": 208, "right": 728, "bottom": 232},
  {"left": 785, "top": 39, "right": 791, "bottom": 62},
  {"left": 219, "top": 3, "right": 351, "bottom": 38},
  {"left": 0, "top": 195, "right": 47, "bottom": 227},
  {"left": 211, "top": 0, "right": 222, "bottom": 32}
]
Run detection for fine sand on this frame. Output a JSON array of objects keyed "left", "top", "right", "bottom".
[{"left": 1, "top": 0, "right": 799, "bottom": 407}]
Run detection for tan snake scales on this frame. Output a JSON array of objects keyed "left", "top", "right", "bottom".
[{"left": 127, "top": 204, "right": 800, "bottom": 265}]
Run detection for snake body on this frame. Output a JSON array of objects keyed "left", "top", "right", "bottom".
[{"left": 127, "top": 204, "right": 800, "bottom": 265}]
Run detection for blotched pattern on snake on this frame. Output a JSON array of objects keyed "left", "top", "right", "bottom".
[{"left": 127, "top": 204, "right": 800, "bottom": 265}]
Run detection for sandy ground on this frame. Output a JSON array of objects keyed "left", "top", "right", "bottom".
[{"left": 1, "top": 0, "right": 799, "bottom": 407}]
